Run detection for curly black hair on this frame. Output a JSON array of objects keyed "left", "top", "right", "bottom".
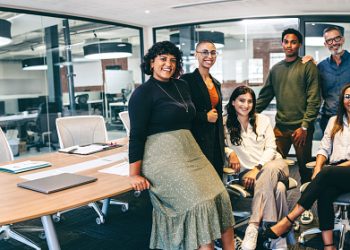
[
  {"left": 141, "top": 41, "right": 183, "bottom": 78},
  {"left": 225, "top": 86, "right": 257, "bottom": 146}
]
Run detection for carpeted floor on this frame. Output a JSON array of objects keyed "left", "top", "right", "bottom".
[{"left": 1, "top": 164, "right": 349, "bottom": 250}]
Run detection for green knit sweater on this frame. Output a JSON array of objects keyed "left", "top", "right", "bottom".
[{"left": 256, "top": 57, "right": 321, "bottom": 129}]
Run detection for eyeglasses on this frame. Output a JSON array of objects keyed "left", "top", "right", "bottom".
[
  {"left": 344, "top": 94, "right": 350, "bottom": 100},
  {"left": 196, "top": 50, "right": 218, "bottom": 57},
  {"left": 325, "top": 36, "right": 343, "bottom": 45}
]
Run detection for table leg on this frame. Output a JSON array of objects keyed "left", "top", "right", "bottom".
[
  {"left": 102, "top": 198, "right": 110, "bottom": 216},
  {"left": 41, "top": 215, "right": 61, "bottom": 250}
]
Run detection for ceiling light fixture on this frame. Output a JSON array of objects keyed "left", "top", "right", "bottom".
[
  {"left": 83, "top": 42, "right": 133, "bottom": 59},
  {"left": 196, "top": 31, "right": 225, "bottom": 49},
  {"left": 0, "top": 19, "right": 12, "bottom": 47},
  {"left": 22, "top": 57, "right": 64, "bottom": 70}
]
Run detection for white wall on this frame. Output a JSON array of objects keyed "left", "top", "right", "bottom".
[{"left": 0, "top": 61, "right": 47, "bottom": 99}]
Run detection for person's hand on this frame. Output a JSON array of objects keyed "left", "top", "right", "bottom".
[
  {"left": 228, "top": 151, "right": 241, "bottom": 173},
  {"left": 129, "top": 175, "right": 150, "bottom": 191},
  {"left": 311, "top": 166, "right": 322, "bottom": 180},
  {"left": 302, "top": 55, "right": 317, "bottom": 65},
  {"left": 292, "top": 127, "right": 307, "bottom": 147},
  {"left": 207, "top": 108, "right": 218, "bottom": 123},
  {"left": 242, "top": 168, "right": 259, "bottom": 190}
]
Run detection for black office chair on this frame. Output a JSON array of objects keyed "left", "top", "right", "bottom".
[
  {"left": 75, "top": 94, "right": 89, "bottom": 111},
  {"left": 27, "top": 103, "right": 59, "bottom": 151}
]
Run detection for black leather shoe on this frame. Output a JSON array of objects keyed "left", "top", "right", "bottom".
[{"left": 262, "top": 215, "right": 293, "bottom": 239}]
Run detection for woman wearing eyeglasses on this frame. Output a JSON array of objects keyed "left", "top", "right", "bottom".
[
  {"left": 128, "top": 41, "right": 235, "bottom": 249},
  {"left": 263, "top": 83, "right": 350, "bottom": 250},
  {"left": 181, "top": 40, "right": 225, "bottom": 178}
]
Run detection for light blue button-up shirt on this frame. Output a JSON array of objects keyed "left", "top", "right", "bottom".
[{"left": 318, "top": 50, "right": 350, "bottom": 116}]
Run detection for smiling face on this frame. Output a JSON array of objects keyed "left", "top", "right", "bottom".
[
  {"left": 151, "top": 54, "right": 177, "bottom": 82},
  {"left": 232, "top": 92, "right": 254, "bottom": 118},
  {"left": 324, "top": 29, "right": 344, "bottom": 56},
  {"left": 343, "top": 87, "right": 350, "bottom": 117},
  {"left": 195, "top": 42, "right": 217, "bottom": 70},
  {"left": 282, "top": 33, "right": 301, "bottom": 60}
]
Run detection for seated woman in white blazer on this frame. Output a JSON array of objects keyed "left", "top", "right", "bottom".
[{"left": 225, "top": 86, "right": 290, "bottom": 250}]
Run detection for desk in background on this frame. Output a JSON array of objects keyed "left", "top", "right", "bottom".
[
  {"left": 0, "top": 138, "right": 131, "bottom": 250},
  {"left": 108, "top": 102, "right": 128, "bottom": 124},
  {"left": 63, "top": 99, "right": 103, "bottom": 115}
]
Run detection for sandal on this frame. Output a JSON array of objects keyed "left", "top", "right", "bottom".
[{"left": 262, "top": 215, "right": 294, "bottom": 239}]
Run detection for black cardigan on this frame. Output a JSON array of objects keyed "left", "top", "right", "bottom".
[{"left": 181, "top": 69, "right": 225, "bottom": 174}]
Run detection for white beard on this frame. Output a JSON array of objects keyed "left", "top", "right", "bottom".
[{"left": 329, "top": 45, "right": 343, "bottom": 56}]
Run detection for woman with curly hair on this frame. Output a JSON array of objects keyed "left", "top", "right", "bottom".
[
  {"left": 263, "top": 83, "right": 350, "bottom": 250},
  {"left": 225, "top": 86, "right": 290, "bottom": 250},
  {"left": 128, "top": 41, "right": 235, "bottom": 250}
]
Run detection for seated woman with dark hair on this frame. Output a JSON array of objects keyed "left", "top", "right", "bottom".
[
  {"left": 263, "top": 83, "right": 350, "bottom": 250},
  {"left": 128, "top": 41, "right": 235, "bottom": 250},
  {"left": 225, "top": 86, "right": 290, "bottom": 250}
]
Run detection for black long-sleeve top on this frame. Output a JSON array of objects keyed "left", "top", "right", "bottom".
[{"left": 128, "top": 76, "right": 196, "bottom": 163}]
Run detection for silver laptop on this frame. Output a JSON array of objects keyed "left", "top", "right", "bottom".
[{"left": 17, "top": 173, "right": 97, "bottom": 194}]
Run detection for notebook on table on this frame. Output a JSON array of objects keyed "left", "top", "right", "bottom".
[
  {"left": 59, "top": 143, "right": 122, "bottom": 155},
  {"left": 17, "top": 173, "right": 97, "bottom": 194}
]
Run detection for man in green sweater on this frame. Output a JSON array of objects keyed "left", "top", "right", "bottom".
[{"left": 256, "top": 28, "right": 321, "bottom": 185}]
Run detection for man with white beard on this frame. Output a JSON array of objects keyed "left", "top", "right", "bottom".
[{"left": 318, "top": 26, "right": 350, "bottom": 132}]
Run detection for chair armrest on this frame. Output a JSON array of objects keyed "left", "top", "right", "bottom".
[
  {"left": 227, "top": 183, "right": 252, "bottom": 198},
  {"left": 306, "top": 161, "right": 316, "bottom": 169},
  {"left": 223, "top": 167, "right": 235, "bottom": 175},
  {"left": 288, "top": 177, "right": 298, "bottom": 190},
  {"left": 300, "top": 182, "right": 310, "bottom": 192}
]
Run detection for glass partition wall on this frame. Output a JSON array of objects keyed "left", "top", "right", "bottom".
[
  {"left": 154, "top": 16, "right": 350, "bottom": 156},
  {"left": 0, "top": 10, "right": 143, "bottom": 157},
  {"left": 155, "top": 18, "right": 298, "bottom": 102}
]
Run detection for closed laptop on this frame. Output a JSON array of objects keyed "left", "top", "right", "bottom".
[{"left": 17, "top": 173, "right": 97, "bottom": 194}]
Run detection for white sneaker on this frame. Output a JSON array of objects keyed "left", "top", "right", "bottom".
[
  {"left": 300, "top": 210, "right": 314, "bottom": 225},
  {"left": 242, "top": 224, "right": 259, "bottom": 250}
]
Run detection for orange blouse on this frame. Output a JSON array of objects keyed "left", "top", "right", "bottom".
[{"left": 208, "top": 85, "right": 219, "bottom": 108}]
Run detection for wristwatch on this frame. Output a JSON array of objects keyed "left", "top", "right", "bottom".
[{"left": 256, "top": 164, "right": 263, "bottom": 170}]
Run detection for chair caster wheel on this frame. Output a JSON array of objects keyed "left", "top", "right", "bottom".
[
  {"left": 96, "top": 216, "right": 105, "bottom": 225},
  {"left": 38, "top": 232, "right": 46, "bottom": 240},
  {"left": 293, "top": 221, "right": 300, "bottom": 232},
  {"left": 263, "top": 240, "right": 272, "bottom": 249},
  {"left": 52, "top": 215, "right": 61, "bottom": 222},
  {"left": 121, "top": 205, "right": 128, "bottom": 212}
]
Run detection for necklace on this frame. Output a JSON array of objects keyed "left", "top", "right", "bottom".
[{"left": 155, "top": 81, "right": 189, "bottom": 112}]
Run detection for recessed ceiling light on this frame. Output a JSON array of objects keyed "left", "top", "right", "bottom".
[{"left": 145, "top": 10, "right": 150, "bottom": 14}]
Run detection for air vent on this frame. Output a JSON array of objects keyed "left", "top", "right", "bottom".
[{"left": 171, "top": 0, "right": 244, "bottom": 9}]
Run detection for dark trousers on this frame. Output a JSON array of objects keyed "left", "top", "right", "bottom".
[
  {"left": 320, "top": 114, "right": 332, "bottom": 134},
  {"left": 274, "top": 125, "right": 314, "bottom": 184},
  {"left": 298, "top": 166, "right": 350, "bottom": 230}
]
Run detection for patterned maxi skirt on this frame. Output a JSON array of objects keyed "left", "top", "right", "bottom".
[{"left": 142, "top": 129, "right": 235, "bottom": 250}]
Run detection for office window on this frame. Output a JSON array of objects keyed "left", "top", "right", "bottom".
[{"left": 0, "top": 10, "right": 142, "bottom": 155}]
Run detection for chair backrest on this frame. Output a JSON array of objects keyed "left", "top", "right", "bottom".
[
  {"left": 118, "top": 111, "right": 130, "bottom": 136},
  {"left": 56, "top": 115, "right": 108, "bottom": 149},
  {"left": 0, "top": 127, "right": 14, "bottom": 162},
  {"left": 75, "top": 94, "right": 89, "bottom": 111}
]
